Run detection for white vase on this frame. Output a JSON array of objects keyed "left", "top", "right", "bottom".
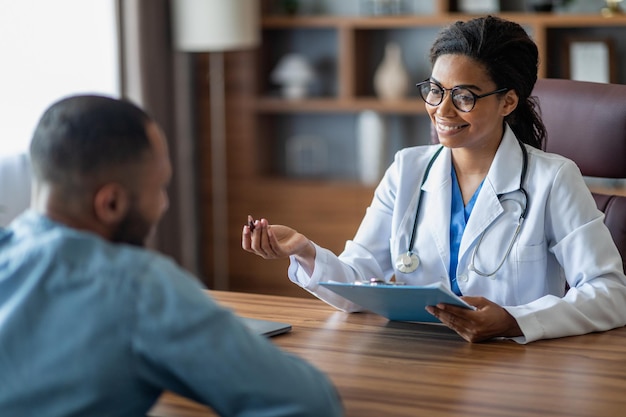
[
  {"left": 374, "top": 42, "right": 409, "bottom": 101},
  {"left": 356, "top": 110, "right": 386, "bottom": 186}
]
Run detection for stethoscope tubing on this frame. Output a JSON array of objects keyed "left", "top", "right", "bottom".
[
  {"left": 399, "top": 140, "right": 529, "bottom": 276},
  {"left": 406, "top": 145, "right": 444, "bottom": 253}
]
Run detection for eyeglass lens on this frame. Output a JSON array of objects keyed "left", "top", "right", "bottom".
[{"left": 418, "top": 82, "right": 476, "bottom": 112}]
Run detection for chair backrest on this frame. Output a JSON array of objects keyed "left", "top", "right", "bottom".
[
  {"left": 533, "top": 78, "right": 626, "bottom": 178},
  {"left": 533, "top": 78, "right": 626, "bottom": 272}
]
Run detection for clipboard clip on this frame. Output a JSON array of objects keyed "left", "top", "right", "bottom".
[{"left": 355, "top": 278, "right": 406, "bottom": 286}]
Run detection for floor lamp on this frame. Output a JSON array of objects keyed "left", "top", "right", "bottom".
[{"left": 171, "top": 0, "right": 260, "bottom": 290}]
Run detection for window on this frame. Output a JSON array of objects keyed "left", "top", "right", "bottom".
[{"left": 0, "top": 0, "right": 119, "bottom": 157}]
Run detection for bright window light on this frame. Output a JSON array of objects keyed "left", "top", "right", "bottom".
[{"left": 0, "top": 0, "right": 119, "bottom": 157}]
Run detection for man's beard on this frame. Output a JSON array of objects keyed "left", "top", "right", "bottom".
[{"left": 110, "top": 205, "right": 153, "bottom": 247}]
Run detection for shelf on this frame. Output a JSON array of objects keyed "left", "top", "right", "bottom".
[
  {"left": 247, "top": 176, "right": 377, "bottom": 191},
  {"left": 255, "top": 11, "right": 626, "bottom": 185},
  {"left": 260, "top": 13, "right": 626, "bottom": 100},
  {"left": 531, "top": 14, "right": 626, "bottom": 27},
  {"left": 262, "top": 13, "right": 626, "bottom": 29},
  {"left": 255, "top": 97, "right": 428, "bottom": 114},
  {"left": 262, "top": 15, "right": 455, "bottom": 28}
]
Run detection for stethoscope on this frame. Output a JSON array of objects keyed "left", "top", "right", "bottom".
[{"left": 395, "top": 140, "right": 529, "bottom": 277}]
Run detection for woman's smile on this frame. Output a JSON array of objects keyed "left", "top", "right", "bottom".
[{"left": 435, "top": 119, "right": 469, "bottom": 135}]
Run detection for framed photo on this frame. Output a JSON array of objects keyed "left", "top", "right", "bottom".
[
  {"left": 457, "top": 0, "right": 500, "bottom": 13},
  {"left": 563, "top": 37, "right": 617, "bottom": 84}
]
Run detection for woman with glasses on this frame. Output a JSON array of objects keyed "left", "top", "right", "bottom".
[{"left": 242, "top": 16, "right": 626, "bottom": 343}]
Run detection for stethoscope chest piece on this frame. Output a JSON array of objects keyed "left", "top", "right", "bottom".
[{"left": 395, "top": 252, "right": 419, "bottom": 273}]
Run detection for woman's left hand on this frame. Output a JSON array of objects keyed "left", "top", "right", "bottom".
[{"left": 425, "top": 296, "right": 522, "bottom": 342}]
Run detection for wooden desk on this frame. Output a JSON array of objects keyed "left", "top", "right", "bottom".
[{"left": 149, "top": 291, "right": 626, "bottom": 417}]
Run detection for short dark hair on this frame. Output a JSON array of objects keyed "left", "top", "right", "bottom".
[
  {"left": 29, "top": 95, "right": 153, "bottom": 193},
  {"left": 429, "top": 16, "right": 546, "bottom": 150}
]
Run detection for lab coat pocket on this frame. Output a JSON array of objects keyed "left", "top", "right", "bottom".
[
  {"left": 517, "top": 241, "right": 547, "bottom": 262},
  {"left": 515, "top": 241, "right": 548, "bottom": 301}
]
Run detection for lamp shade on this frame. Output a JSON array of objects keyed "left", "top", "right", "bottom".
[{"left": 171, "top": 0, "right": 260, "bottom": 52}]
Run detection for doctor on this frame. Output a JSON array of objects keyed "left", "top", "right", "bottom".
[{"left": 242, "top": 16, "right": 626, "bottom": 344}]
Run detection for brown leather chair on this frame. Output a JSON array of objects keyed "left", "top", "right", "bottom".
[{"left": 532, "top": 78, "right": 626, "bottom": 273}]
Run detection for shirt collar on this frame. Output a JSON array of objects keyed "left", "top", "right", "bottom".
[{"left": 486, "top": 124, "right": 526, "bottom": 196}]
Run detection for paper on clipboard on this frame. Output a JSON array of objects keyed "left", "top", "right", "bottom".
[{"left": 319, "top": 281, "right": 475, "bottom": 323}]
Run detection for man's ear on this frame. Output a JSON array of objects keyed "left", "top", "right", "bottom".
[
  {"left": 93, "top": 183, "right": 130, "bottom": 225},
  {"left": 501, "top": 89, "right": 519, "bottom": 117}
]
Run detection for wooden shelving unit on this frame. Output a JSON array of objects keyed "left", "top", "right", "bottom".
[{"left": 195, "top": 1, "right": 626, "bottom": 296}]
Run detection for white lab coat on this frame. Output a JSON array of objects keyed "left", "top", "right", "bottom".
[{"left": 288, "top": 125, "right": 626, "bottom": 343}]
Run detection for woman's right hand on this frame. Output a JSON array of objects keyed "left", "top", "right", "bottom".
[{"left": 242, "top": 216, "right": 315, "bottom": 268}]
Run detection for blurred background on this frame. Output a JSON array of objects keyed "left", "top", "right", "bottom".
[{"left": 1, "top": 0, "right": 624, "bottom": 297}]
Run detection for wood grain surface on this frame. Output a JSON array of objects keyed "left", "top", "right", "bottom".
[{"left": 149, "top": 290, "right": 626, "bottom": 417}]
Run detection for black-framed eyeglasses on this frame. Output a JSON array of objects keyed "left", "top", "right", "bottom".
[{"left": 416, "top": 80, "right": 509, "bottom": 113}]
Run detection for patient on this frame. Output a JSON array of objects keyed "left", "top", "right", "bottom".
[{"left": 0, "top": 95, "right": 343, "bottom": 417}]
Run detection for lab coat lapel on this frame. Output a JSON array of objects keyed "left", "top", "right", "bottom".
[
  {"left": 459, "top": 126, "right": 525, "bottom": 257},
  {"left": 422, "top": 148, "right": 452, "bottom": 272}
]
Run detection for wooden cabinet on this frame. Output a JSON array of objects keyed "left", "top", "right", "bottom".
[{"left": 195, "top": 1, "right": 626, "bottom": 296}]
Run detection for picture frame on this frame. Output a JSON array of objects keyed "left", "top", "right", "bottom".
[
  {"left": 457, "top": 0, "right": 500, "bottom": 13},
  {"left": 562, "top": 37, "right": 617, "bottom": 84}
]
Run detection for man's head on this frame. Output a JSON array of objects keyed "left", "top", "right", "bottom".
[{"left": 29, "top": 95, "right": 171, "bottom": 246}]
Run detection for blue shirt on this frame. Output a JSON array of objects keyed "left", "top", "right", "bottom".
[
  {"left": 449, "top": 167, "right": 483, "bottom": 296},
  {"left": 0, "top": 211, "right": 343, "bottom": 417}
]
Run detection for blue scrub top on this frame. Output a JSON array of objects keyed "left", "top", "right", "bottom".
[{"left": 449, "top": 166, "right": 483, "bottom": 296}]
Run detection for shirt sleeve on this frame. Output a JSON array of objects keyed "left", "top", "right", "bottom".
[
  {"left": 287, "top": 242, "right": 368, "bottom": 312},
  {"left": 130, "top": 256, "right": 344, "bottom": 417},
  {"left": 286, "top": 148, "right": 410, "bottom": 311}
]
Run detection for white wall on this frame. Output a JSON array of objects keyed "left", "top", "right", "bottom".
[
  {"left": 0, "top": 154, "right": 31, "bottom": 226},
  {"left": 0, "top": 0, "right": 118, "bottom": 227}
]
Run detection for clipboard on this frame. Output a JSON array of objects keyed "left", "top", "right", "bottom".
[{"left": 319, "top": 281, "right": 475, "bottom": 323}]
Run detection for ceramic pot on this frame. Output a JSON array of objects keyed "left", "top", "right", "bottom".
[{"left": 374, "top": 42, "right": 409, "bottom": 101}]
